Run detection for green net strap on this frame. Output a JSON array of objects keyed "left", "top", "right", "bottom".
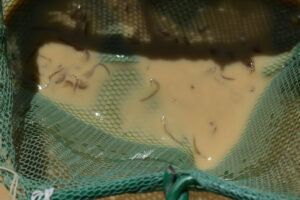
[
  {"left": 48, "top": 173, "right": 164, "bottom": 200},
  {"left": 48, "top": 168, "right": 298, "bottom": 200}
]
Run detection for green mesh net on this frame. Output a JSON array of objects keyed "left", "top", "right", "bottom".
[{"left": 0, "top": 0, "right": 299, "bottom": 199}]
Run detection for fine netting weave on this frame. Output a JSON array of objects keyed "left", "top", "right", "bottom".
[{"left": 0, "top": 0, "right": 299, "bottom": 200}]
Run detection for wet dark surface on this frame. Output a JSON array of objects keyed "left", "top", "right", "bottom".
[{"left": 6, "top": 0, "right": 300, "bottom": 68}]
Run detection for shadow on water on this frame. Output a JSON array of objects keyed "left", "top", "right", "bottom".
[{"left": 7, "top": 0, "right": 299, "bottom": 65}]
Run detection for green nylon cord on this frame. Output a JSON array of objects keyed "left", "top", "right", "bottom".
[{"left": 166, "top": 175, "right": 197, "bottom": 200}]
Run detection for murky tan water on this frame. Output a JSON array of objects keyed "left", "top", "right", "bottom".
[
  {"left": 37, "top": 42, "right": 109, "bottom": 106},
  {"left": 119, "top": 55, "right": 273, "bottom": 169},
  {"left": 36, "top": 42, "right": 275, "bottom": 169}
]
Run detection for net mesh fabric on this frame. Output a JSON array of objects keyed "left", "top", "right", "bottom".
[{"left": 0, "top": 0, "right": 299, "bottom": 199}]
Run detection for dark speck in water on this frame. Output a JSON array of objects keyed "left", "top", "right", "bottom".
[
  {"left": 183, "top": 37, "right": 190, "bottom": 45},
  {"left": 193, "top": 137, "right": 205, "bottom": 158},
  {"left": 221, "top": 74, "right": 235, "bottom": 80},
  {"left": 84, "top": 21, "right": 90, "bottom": 36},
  {"left": 140, "top": 79, "right": 160, "bottom": 102},
  {"left": 163, "top": 118, "right": 182, "bottom": 145},
  {"left": 209, "top": 121, "right": 218, "bottom": 134},
  {"left": 55, "top": 74, "right": 66, "bottom": 84},
  {"left": 64, "top": 80, "right": 74, "bottom": 88},
  {"left": 146, "top": 65, "right": 150, "bottom": 71},
  {"left": 219, "top": 65, "right": 225, "bottom": 71},
  {"left": 161, "top": 29, "right": 170, "bottom": 37},
  {"left": 130, "top": 38, "right": 140, "bottom": 45},
  {"left": 253, "top": 46, "right": 262, "bottom": 53},
  {"left": 197, "top": 25, "right": 208, "bottom": 33},
  {"left": 39, "top": 54, "right": 52, "bottom": 62},
  {"left": 209, "top": 48, "right": 217, "bottom": 56},
  {"left": 49, "top": 68, "right": 64, "bottom": 81},
  {"left": 190, "top": 85, "right": 195, "bottom": 90},
  {"left": 125, "top": 3, "right": 130, "bottom": 13},
  {"left": 226, "top": 51, "right": 235, "bottom": 60}
]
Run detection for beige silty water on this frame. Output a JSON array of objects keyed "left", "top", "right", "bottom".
[{"left": 36, "top": 42, "right": 275, "bottom": 169}]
